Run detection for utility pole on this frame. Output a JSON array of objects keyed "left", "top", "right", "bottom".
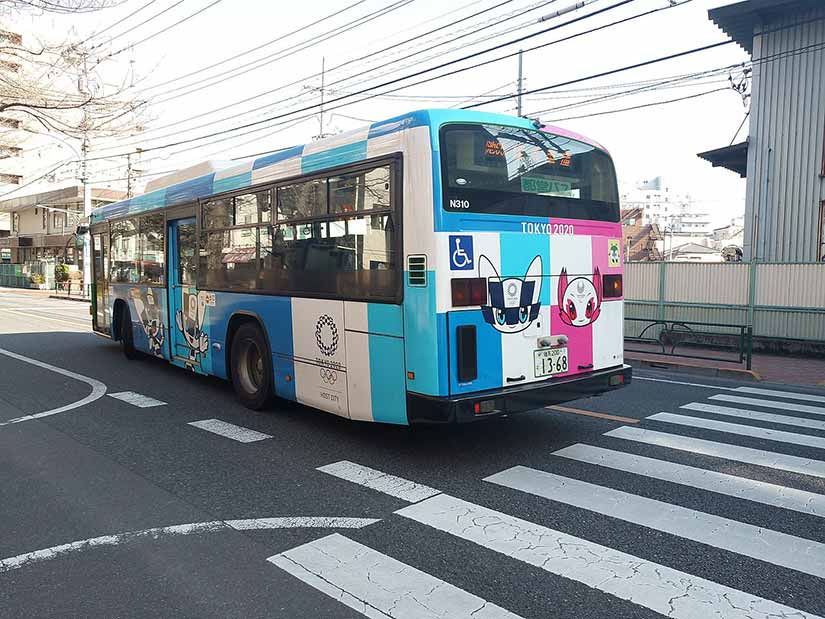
[
  {"left": 79, "top": 46, "right": 92, "bottom": 299},
  {"left": 318, "top": 56, "right": 326, "bottom": 140},
  {"left": 516, "top": 49, "right": 524, "bottom": 117}
]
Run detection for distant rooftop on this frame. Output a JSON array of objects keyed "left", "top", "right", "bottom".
[{"left": 709, "top": 0, "right": 824, "bottom": 53}]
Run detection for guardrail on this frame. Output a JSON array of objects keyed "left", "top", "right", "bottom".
[{"left": 625, "top": 317, "right": 753, "bottom": 370}]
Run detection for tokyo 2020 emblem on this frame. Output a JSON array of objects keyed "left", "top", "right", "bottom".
[{"left": 315, "top": 314, "right": 339, "bottom": 356}]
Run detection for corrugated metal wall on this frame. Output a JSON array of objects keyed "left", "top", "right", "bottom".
[
  {"left": 625, "top": 262, "right": 825, "bottom": 341},
  {"left": 664, "top": 263, "right": 749, "bottom": 305},
  {"left": 744, "top": 8, "right": 825, "bottom": 262}
]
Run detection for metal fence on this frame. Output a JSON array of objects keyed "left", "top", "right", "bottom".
[{"left": 625, "top": 262, "right": 825, "bottom": 343}]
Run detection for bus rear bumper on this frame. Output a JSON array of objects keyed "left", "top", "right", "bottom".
[{"left": 407, "top": 364, "right": 632, "bottom": 424}]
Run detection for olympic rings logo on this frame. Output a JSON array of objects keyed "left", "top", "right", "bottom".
[{"left": 320, "top": 368, "right": 338, "bottom": 384}]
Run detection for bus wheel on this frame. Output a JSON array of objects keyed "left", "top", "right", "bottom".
[
  {"left": 120, "top": 305, "right": 139, "bottom": 360},
  {"left": 231, "top": 322, "right": 272, "bottom": 410}
]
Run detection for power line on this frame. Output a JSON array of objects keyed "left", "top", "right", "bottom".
[
  {"left": 463, "top": 39, "right": 734, "bottom": 109},
  {"left": 133, "top": 0, "right": 372, "bottom": 91},
  {"left": 90, "top": 0, "right": 634, "bottom": 156},
  {"left": 114, "top": 0, "right": 554, "bottom": 143},
  {"left": 90, "top": 0, "right": 188, "bottom": 50},
  {"left": 146, "top": 0, "right": 419, "bottom": 101},
  {"left": 79, "top": 0, "right": 162, "bottom": 45},
  {"left": 115, "top": 0, "right": 546, "bottom": 142},
  {"left": 108, "top": 0, "right": 229, "bottom": 57},
  {"left": 541, "top": 86, "right": 731, "bottom": 121}
]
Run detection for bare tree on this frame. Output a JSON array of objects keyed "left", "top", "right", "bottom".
[{"left": 0, "top": 0, "right": 146, "bottom": 154}]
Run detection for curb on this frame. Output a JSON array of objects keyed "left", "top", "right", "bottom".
[
  {"left": 625, "top": 356, "right": 762, "bottom": 382},
  {"left": 48, "top": 295, "right": 90, "bottom": 303}
]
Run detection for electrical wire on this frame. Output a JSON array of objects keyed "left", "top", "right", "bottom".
[
  {"left": 115, "top": 0, "right": 557, "bottom": 143},
  {"left": 132, "top": 0, "right": 372, "bottom": 91},
  {"left": 541, "top": 86, "right": 731, "bottom": 122},
  {"left": 90, "top": 0, "right": 188, "bottom": 50},
  {"left": 107, "top": 0, "right": 229, "bottom": 57},
  {"left": 79, "top": 0, "right": 162, "bottom": 46},
  {"left": 142, "top": 0, "right": 419, "bottom": 101},
  {"left": 88, "top": 0, "right": 635, "bottom": 156}
]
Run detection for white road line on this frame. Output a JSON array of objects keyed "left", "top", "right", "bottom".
[
  {"left": 486, "top": 466, "right": 825, "bottom": 578},
  {"left": 226, "top": 517, "right": 379, "bottom": 530},
  {"left": 633, "top": 376, "right": 738, "bottom": 390},
  {"left": 683, "top": 401, "right": 825, "bottom": 432},
  {"left": 606, "top": 426, "right": 825, "bottom": 479},
  {"left": 0, "top": 517, "right": 379, "bottom": 573},
  {"left": 317, "top": 461, "right": 441, "bottom": 503},
  {"left": 649, "top": 412, "right": 825, "bottom": 450},
  {"left": 711, "top": 394, "right": 825, "bottom": 417},
  {"left": 108, "top": 391, "right": 167, "bottom": 408},
  {"left": 552, "top": 443, "right": 825, "bottom": 517},
  {"left": 0, "top": 346, "right": 107, "bottom": 426},
  {"left": 269, "top": 534, "right": 522, "bottom": 619},
  {"left": 188, "top": 419, "right": 272, "bottom": 443},
  {"left": 397, "top": 494, "right": 822, "bottom": 619},
  {"left": 735, "top": 386, "right": 825, "bottom": 404}
]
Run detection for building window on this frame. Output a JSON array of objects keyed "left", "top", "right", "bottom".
[
  {"left": 52, "top": 212, "right": 63, "bottom": 230},
  {"left": 42, "top": 209, "right": 47, "bottom": 230},
  {"left": 11, "top": 213, "right": 18, "bottom": 232}
]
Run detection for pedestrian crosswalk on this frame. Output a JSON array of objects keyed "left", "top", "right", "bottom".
[{"left": 271, "top": 384, "right": 825, "bottom": 619}]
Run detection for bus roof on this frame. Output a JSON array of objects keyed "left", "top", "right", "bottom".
[{"left": 90, "top": 109, "right": 608, "bottom": 224}]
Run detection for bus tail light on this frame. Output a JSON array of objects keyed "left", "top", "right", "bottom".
[
  {"left": 451, "top": 278, "right": 487, "bottom": 307},
  {"left": 603, "top": 274, "right": 623, "bottom": 298},
  {"left": 456, "top": 325, "right": 477, "bottom": 382}
]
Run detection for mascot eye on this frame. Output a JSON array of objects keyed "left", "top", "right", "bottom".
[
  {"left": 585, "top": 298, "right": 595, "bottom": 318},
  {"left": 518, "top": 306, "right": 529, "bottom": 323},
  {"left": 495, "top": 308, "right": 507, "bottom": 325},
  {"left": 566, "top": 299, "right": 577, "bottom": 319}
]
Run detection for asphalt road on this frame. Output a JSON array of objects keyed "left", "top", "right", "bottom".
[{"left": 1, "top": 291, "right": 824, "bottom": 618}]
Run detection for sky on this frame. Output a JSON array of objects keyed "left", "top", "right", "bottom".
[{"left": 11, "top": 0, "right": 751, "bottom": 225}]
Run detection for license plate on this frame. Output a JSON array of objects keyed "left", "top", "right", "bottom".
[{"left": 534, "top": 347, "right": 568, "bottom": 378}]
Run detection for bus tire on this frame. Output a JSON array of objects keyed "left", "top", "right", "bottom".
[
  {"left": 230, "top": 322, "right": 272, "bottom": 410},
  {"left": 120, "top": 305, "right": 139, "bottom": 360}
]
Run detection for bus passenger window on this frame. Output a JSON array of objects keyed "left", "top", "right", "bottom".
[
  {"left": 329, "top": 165, "right": 390, "bottom": 214},
  {"left": 109, "top": 218, "right": 139, "bottom": 283},
  {"left": 139, "top": 214, "right": 165, "bottom": 285},
  {"left": 277, "top": 179, "right": 327, "bottom": 220}
]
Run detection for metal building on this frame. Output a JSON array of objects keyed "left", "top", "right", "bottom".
[{"left": 699, "top": 0, "right": 825, "bottom": 262}]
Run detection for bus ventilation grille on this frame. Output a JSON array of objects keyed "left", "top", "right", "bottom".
[{"left": 407, "top": 255, "right": 427, "bottom": 287}]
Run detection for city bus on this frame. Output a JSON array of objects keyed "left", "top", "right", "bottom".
[{"left": 89, "top": 109, "right": 630, "bottom": 424}]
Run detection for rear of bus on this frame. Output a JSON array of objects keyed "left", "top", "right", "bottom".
[{"left": 408, "top": 113, "right": 630, "bottom": 422}]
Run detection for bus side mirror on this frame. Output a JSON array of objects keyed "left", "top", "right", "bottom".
[{"left": 76, "top": 225, "right": 89, "bottom": 235}]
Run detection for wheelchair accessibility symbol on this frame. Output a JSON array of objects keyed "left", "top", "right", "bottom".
[{"left": 449, "top": 235, "right": 474, "bottom": 271}]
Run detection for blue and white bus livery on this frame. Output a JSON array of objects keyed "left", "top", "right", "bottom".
[{"left": 89, "top": 109, "right": 630, "bottom": 424}]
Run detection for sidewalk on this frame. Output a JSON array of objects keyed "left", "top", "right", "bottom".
[{"left": 625, "top": 343, "right": 825, "bottom": 387}]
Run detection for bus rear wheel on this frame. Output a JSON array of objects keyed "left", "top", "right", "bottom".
[
  {"left": 120, "top": 305, "right": 139, "bottom": 360},
  {"left": 230, "top": 322, "right": 272, "bottom": 410}
]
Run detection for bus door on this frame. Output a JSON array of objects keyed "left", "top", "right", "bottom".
[{"left": 167, "top": 217, "right": 206, "bottom": 372}]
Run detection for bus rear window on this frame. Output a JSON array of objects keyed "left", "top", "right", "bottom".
[{"left": 441, "top": 123, "right": 619, "bottom": 221}]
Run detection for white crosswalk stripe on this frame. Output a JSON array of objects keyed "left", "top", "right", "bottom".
[
  {"left": 648, "top": 412, "right": 825, "bottom": 450},
  {"left": 302, "top": 387, "right": 825, "bottom": 619},
  {"left": 107, "top": 391, "right": 166, "bottom": 408},
  {"left": 605, "top": 425, "right": 825, "bottom": 478},
  {"left": 187, "top": 419, "right": 272, "bottom": 443},
  {"left": 396, "top": 494, "right": 822, "bottom": 619},
  {"left": 269, "top": 534, "right": 523, "bottom": 619},
  {"left": 711, "top": 394, "right": 825, "bottom": 417},
  {"left": 552, "top": 443, "right": 825, "bottom": 517},
  {"left": 485, "top": 466, "right": 825, "bottom": 578},
  {"left": 735, "top": 386, "right": 825, "bottom": 404},
  {"left": 317, "top": 460, "right": 440, "bottom": 503},
  {"left": 682, "top": 401, "right": 825, "bottom": 432}
]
